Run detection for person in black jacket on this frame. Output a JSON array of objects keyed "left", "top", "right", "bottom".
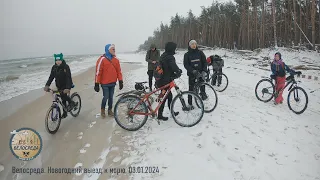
[
  {"left": 156, "top": 42, "right": 182, "bottom": 121},
  {"left": 183, "top": 40, "right": 208, "bottom": 105},
  {"left": 44, "top": 53, "right": 76, "bottom": 119}
]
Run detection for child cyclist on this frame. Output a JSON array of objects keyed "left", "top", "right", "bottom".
[
  {"left": 270, "top": 52, "right": 300, "bottom": 105},
  {"left": 44, "top": 53, "right": 77, "bottom": 118}
]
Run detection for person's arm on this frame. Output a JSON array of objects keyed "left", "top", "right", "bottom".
[
  {"left": 168, "top": 56, "right": 181, "bottom": 73},
  {"left": 183, "top": 53, "right": 194, "bottom": 73},
  {"left": 270, "top": 62, "right": 276, "bottom": 75},
  {"left": 45, "top": 66, "right": 55, "bottom": 86},
  {"left": 145, "top": 50, "right": 152, "bottom": 63},
  {"left": 284, "top": 62, "right": 294, "bottom": 74},
  {"left": 65, "top": 64, "right": 72, "bottom": 89},
  {"left": 95, "top": 57, "right": 104, "bottom": 84},
  {"left": 200, "top": 51, "right": 208, "bottom": 72},
  {"left": 115, "top": 59, "right": 123, "bottom": 81}
]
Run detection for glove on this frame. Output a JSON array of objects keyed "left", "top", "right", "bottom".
[
  {"left": 63, "top": 89, "right": 70, "bottom": 94},
  {"left": 270, "top": 74, "right": 276, "bottom": 79},
  {"left": 94, "top": 83, "right": 100, "bottom": 92},
  {"left": 296, "top": 71, "right": 302, "bottom": 76},
  {"left": 119, "top": 80, "right": 123, "bottom": 90},
  {"left": 44, "top": 85, "right": 49, "bottom": 92},
  {"left": 192, "top": 70, "right": 198, "bottom": 75}
]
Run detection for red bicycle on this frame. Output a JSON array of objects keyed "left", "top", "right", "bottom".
[{"left": 114, "top": 79, "right": 205, "bottom": 131}]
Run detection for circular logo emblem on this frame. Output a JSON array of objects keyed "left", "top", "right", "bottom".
[{"left": 9, "top": 128, "right": 42, "bottom": 161}]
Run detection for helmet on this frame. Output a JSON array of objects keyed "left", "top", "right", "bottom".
[{"left": 135, "top": 83, "right": 144, "bottom": 91}]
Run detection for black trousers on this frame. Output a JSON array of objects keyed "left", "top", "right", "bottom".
[
  {"left": 212, "top": 68, "right": 223, "bottom": 85},
  {"left": 188, "top": 76, "right": 205, "bottom": 105},
  {"left": 59, "top": 89, "right": 72, "bottom": 113},
  {"left": 158, "top": 89, "right": 173, "bottom": 117},
  {"left": 147, "top": 70, "right": 154, "bottom": 90}
]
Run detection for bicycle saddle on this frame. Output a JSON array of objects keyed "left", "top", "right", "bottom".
[{"left": 135, "top": 81, "right": 147, "bottom": 84}]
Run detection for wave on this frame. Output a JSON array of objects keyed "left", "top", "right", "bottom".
[
  {"left": 19, "top": 65, "right": 28, "bottom": 68},
  {"left": 0, "top": 75, "right": 20, "bottom": 83}
]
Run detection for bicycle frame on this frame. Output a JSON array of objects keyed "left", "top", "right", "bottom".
[
  {"left": 50, "top": 90, "right": 69, "bottom": 112},
  {"left": 271, "top": 76, "right": 300, "bottom": 95},
  {"left": 128, "top": 81, "right": 178, "bottom": 116}
]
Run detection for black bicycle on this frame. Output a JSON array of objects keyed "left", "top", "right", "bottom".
[
  {"left": 193, "top": 72, "right": 218, "bottom": 113},
  {"left": 45, "top": 88, "right": 81, "bottom": 134},
  {"left": 117, "top": 81, "right": 156, "bottom": 105},
  {"left": 255, "top": 71, "right": 308, "bottom": 114},
  {"left": 206, "top": 66, "right": 229, "bottom": 92}
]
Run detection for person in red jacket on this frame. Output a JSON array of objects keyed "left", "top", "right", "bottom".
[{"left": 94, "top": 44, "right": 123, "bottom": 118}]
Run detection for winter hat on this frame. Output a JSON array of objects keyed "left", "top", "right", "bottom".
[
  {"left": 104, "top": 44, "right": 115, "bottom": 60},
  {"left": 150, "top": 44, "right": 156, "bottom": 49},
  {"left": 275, "top": 52, "right": 282, "bottom": 59},
  {"left": 54, "top": 53, "right": 64, "bottom": 62},
  {"left": 189, "top": 40, "right": 197, "bottom": 47}
]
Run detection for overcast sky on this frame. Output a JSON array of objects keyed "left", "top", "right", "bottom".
[{"left": 0, "top": 0, "right": 225, "bottom": 60}]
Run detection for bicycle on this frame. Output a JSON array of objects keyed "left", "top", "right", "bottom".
[
  {"left": 44, "top": 88, "right": 82, "bottom": 134},
  {"left": 193, "top": 72, "right": 218, "bottom": 113},
  {"left": 206, "top": 66, "right": 229, "bottom": 92},
  {"left": 113, "top": 76, "right": 205, "bottom": 131},
  {"left": 255, "top": 71, "right": 308, "bottom": 114}
]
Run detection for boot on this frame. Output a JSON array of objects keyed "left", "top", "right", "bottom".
[
  {"left": 61, "top": 110, "right": 68, "bottom": 119},
  {"left": 158, "top": 115, "right": 168, "bottom": 121},
  {"left": 108, "top": 109, "right": 114, "bottom": 117},
  {"left": 101, "top": 109, "right": 106, "bottom": 118}
]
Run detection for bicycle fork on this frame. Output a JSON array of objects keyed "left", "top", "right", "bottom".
[{"left": 175, "top": 87, "right": 188, "bottom": 109}]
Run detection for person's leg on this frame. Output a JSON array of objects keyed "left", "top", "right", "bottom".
[
  {"left": 148, "top": 70, "right": 153, "bottom": 90},
  {"left": 167, "top": 91, "right": 179, "bottom": 116},
  {"left": 101, "top": 85, "right": 109, "bottom": 118},
  {"left": 277, "top": 76, "right": 286, "bottom": 103},
  {"left": 218, "top": 68, "right": 222, "bottom": 85},
  {"left": 188, "top": 76, "right": 195, "bottom": 105},
  {"left": 60, "top": 93, "right": 69, "bottom": 118},
  {"left": 107, "top": 85, "right": 115, "bottom": 116},
  {"left": 212, "top": 70, "right": 217, "bottom": 85}
]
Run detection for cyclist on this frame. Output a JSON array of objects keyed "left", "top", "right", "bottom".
[
  {"left": 183, "top": 39, "right": 208, "bottom": 104},
  {"left": 270, "top": 52, "right": 297, "bottom": 105},
  {"left": 156, "top": 42, "right": 182, "bottom": 121},
  {"left": 44, "top": 53, "right": 77, "bottom": 119},
  {"left": 207, "top": 55, "right": 224, "bottom": 86}
]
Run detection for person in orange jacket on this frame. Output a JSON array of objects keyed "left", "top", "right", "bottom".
[{"left": 94, "top": 44, "right": 123, "bottom": 118}]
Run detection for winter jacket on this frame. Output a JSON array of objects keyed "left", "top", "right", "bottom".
[
  {"left": 145, "top": 49, "right": 160, "bottom": 70},
  {"left": 157, "top": 42, "right": 182, "bottom": 87},
  {"left": 183, "top": 44, "right": 207, "bottom": 76},
  {"left": 271, "top": 60, "right": 293, "bottom": 77},
  {"left": 46, "top": 61, "right": 72, "bottom": 90}
]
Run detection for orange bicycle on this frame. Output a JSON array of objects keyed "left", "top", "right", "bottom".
[{"left": 114, "top": 78, "right": 205, "bottom": 131}]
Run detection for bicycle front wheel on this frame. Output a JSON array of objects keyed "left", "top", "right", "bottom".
[
  {"left": 194, "top": 82, "right": 218, "bottom": 113},
  {"left": 211, "top": 73, "right": 229, "bottom": 92},
  {"left": 45, "top": 105, "right": 62, "bottom": 134},
  {"left": 287, "top": 86, "right": 308, "bottom": 114},
  {"left": 255, "top": 78, "right": 275, "bottom": 102},
  {"left": 114, "top": 95, "right": 148, "bottom": 131},
  {"left": 170, "top": 91, "right": 204, "bottom": 127}
]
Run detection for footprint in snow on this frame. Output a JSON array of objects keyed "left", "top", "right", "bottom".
[
  {"left": 96, "top": 113, "right": 101, "bottom": 118},
  {"left": 77, "top": 132, "right": 83, "bottom": 140},
  {"left": 74, "top": 163, "right": 83, "bottom": 176},
  {"left": 113, "top": 156, "right": 122, "bottom": 163}
]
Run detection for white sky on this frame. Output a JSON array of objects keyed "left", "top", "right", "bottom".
[{"left": 0, "top": 0, "right": 229, "bottom": 60}]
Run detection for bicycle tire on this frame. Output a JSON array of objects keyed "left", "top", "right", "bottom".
[
  {"left": 114, "top": 94, "right": 148, "bottom": 131},
  {"left": 194, "top": 82, "right": 218, "bottom": 113},
  {"left": 255, "top": 78, "right": 275, "bottom": 102},
  {"left": 45, "top": 105, "right": 62, "bottom": 134},
  {"left": 70, "top": 93, "right": 82, "bottom": 117},
  {"left": 287, "top": 86, "right": 308, "bottom": 114},
  {"left": 211, "top": 73, "right": 229, "bottom": 92},
  {"left": 170, "top": 91, "right": 204, "bottom": 127}
]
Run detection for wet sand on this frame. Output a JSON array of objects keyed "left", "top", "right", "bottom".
[{"left": 0, "top": 63, "right": 143, "bottom": 180}]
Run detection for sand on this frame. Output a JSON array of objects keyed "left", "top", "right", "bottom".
[{"left": 0, "top": 63, "right": 143, "bottom": 180}]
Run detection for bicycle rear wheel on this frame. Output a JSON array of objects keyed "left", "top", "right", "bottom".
[
  {"left": 70, "top": 93, "right": 81, "bottom": 117},
  {"left": 45, "top": 105, "right": 62, "bottom": 134},
  {"left": 287, "top": 86, "right": 308, "bottom": 114},
  {"left": 170, "top": 91, "right": 204, "bottom": 127},
  {"left": 194, "top": 82, "right": 218, "bottom": 113},
  {"left": 114, "top": 95, "right": 148, "bottom": 131},
  {"left": 211, "top": 73, "right": 228, "bottom": 92},
  {"left": 255, "top": 79, "right": 275, "bottom": 102}
]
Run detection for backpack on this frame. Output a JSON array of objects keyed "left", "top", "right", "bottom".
[{"left": 153, "top": 61, "right": 164, "bottom": 81}]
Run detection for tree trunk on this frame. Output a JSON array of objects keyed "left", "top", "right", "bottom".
[
  {"left": 293, "top": 0, "right": 298, "bottom": 45},
  {"left": 272, "top": 0, "right": 278, "bottom": 47},
  {"left": 300, "top": 0, "right": 302, "bottom": 44},
  {"left": 260, "top": 1, "right": 265, "bottom": 48},
  {"left": 311, "top": 0, "right": 316, "bottom": 49}
]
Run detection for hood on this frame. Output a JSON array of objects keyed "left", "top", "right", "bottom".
[
  {"left": 150, "top": 44, "right": 156, "bottom": 49},
  {"left": 164, "top": 42, "right": 177, "bottom": 55},
  {"left": 187, "top": 39, "right": 198, "bottom": 51},
  {"left": 104, "top": 44, "right": 115, "bottom": 60}
]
